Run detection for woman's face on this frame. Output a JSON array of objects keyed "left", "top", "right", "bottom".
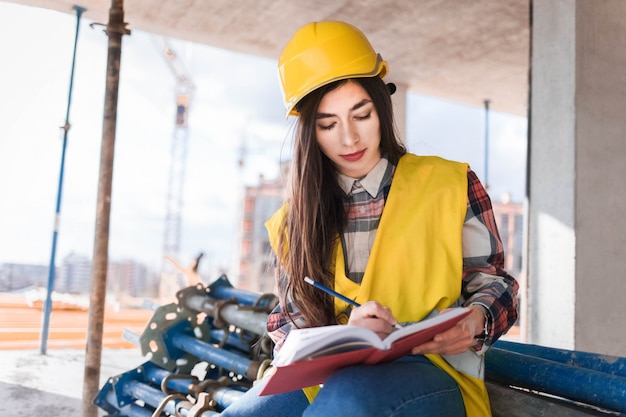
[{"left": 315, "top": 80, "right": 382, "bottom": 178}]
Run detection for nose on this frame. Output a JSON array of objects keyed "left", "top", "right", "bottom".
[{"left": 340, "top": 120, "right": 358, "bottom": 146}]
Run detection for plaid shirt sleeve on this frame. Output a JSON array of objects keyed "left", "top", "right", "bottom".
[
  {"left": 266, "top": 300, "right": 301, "bottom": 354},
  {"left": 461, "top": 169, "right": 519, "bottom": 346}
]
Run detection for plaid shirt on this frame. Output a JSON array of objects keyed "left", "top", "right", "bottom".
[{"left": 267, "top": 156, "right": 519, "bottom": 353}]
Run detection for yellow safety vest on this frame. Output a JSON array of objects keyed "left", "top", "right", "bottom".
[{"left": 266, "top": 154, "right": 491, "bottom": 416}]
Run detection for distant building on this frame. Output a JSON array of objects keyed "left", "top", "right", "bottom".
[
  {"left": 0, "top": 254, "right": 159, "bottom": 299},
  {"left": 0, "top": 262, "right": 48, "bottom": 292},
  {"left": 108, "top": 259, "right": 159, "bottom": 298},
  {"left": 57, "top": 253, "right": 92, "bottom": 294},
  {"left": 237, "top": 163, "right": 289, "bottom": 294},
  {"left": 492, "top": 196, "right": 524, "bottom": 279}
]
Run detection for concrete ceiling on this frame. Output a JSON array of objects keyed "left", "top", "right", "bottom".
[{"left": 12, "top": 0, "right": 530, "bottom": 116}]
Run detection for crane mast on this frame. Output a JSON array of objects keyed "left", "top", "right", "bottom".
[{"left": 156, "top": 37, "right": 194, "bottom": 299}]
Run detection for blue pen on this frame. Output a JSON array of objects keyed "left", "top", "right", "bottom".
[
  {"left": 304, "top": 276, "right": 361, "bottom": 307},
  {"left": 304, "top": 276, "right": 402, "bottom": 328}
]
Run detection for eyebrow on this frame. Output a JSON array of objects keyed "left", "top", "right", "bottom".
[{"left": 316, "top": 98, "right": 372, "bottom": 119}]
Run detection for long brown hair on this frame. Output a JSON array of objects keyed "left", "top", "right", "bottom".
[{"left": 278, "top": 76, "right": 406, "bottom": 327}]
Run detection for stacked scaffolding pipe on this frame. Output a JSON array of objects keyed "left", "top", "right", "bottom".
[
  {"left": 487, "top": 340, "right": 626, "bottom": 415},
  {"left": 95, "top": 275, "right": 275, "bottom": 416},
  {"left": 96, "top": 275, "right": 626, "bottom": 416}
]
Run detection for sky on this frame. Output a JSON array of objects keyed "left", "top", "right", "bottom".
[{"left": 0, "top": 2, "right": 527, "bottom": 280}]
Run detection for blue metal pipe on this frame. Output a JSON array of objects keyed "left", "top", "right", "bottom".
[
  {"left": 40, "top": 5, "right": 85, "bottom": 355},
  {"left": 143, "top": 364, "right": 195, "bottom": 393},
  {"left": 117, "top": 402, "right": 156, "bottom": 416},
  {"left": 95, "top": 364, "right": 227, "bottom": 416},
  {"left": 208, "top": 275, "right": 271, "bottom": 306},
  {"left": 213, "top": 386, "right": 246, "bottom": 410},
  {"left": 141, "top": 362, "right": 244, "bottom": 411},
  {"left": 173, "top": 333, "right": 256, "bottom": 379},
  {"left": 94, "top": 380, "right": 123, "bottom": 414},
  {"left": 486, "top": 347, "right": 626, "bottom": 413},
  {"left": 113, "top": 403, "right": 154, "bottom": 417},
  {"left": 493, "top": 340, "right": 626, "bottom": 378},
  {"left": 125, "top": 380, "right": 182, "bottom": 415},
  {"left": 94, "top": 377, "right": 155, "bottom": 417},
  {"left": 209, "top": 329, "right": 253, "bottom": 353}
]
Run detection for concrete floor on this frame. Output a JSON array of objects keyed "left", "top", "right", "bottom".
[{"left": 0, "top": 349, "right": 145, "bottom": 415}]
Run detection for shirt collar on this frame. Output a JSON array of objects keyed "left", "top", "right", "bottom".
[{"left": 337, "top": 157, "right": 389, "bottom": 197}]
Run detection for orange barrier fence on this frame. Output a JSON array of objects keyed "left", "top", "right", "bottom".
[{"left": 0, "top": 293, "right": 153, "bottom": 350}]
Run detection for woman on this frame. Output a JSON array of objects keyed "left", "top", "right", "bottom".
[{"left": 222, "top": 20, "right": 518, "bottom": 417}]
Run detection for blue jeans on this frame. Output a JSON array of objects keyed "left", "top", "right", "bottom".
[{"left": 219, "top": 355, "right": 465, "bottom": 417}]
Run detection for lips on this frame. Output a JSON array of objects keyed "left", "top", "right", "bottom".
[{"left": 341, "top": 149, "right": 366, "bottom": 162}]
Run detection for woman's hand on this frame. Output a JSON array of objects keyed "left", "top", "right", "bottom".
[
  {"left": 348, "top": 301, "right": 398, "bottom": 340},
  {"left": 410, "top": 306, "right": 486, "bottom": 356}
]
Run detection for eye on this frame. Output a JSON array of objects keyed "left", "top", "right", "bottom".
[
  {"left": 317, "top": 122, "right": 336, "bottom": 131},
  {"left": 354, "top": 112, "right": 371, "bottom": 121}
]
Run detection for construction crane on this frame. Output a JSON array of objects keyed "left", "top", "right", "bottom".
[{"left": 154, "top": 37, "right": 194, "bottom": 300}]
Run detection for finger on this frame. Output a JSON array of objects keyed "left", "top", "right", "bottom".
[
  {"left": 412, "top": 325, "right": 475, "bottom": 355},
  {"left": 349, "top": 315, "right": 395, "bottom": 340},
  {"left": 356, "top": 301, "right": 398, "bottom": 326},
  {"left": 412, "top": 337, "right": 473, "bottom": 355},
  {"left": 411, "top": 340, "right": 439, "bottom": 355},
  {"left": 365, "top": 318, "right": 395, "bottom": 339},
  {"left": 439, "top": 325, "right": 474, "bottom": 343}
]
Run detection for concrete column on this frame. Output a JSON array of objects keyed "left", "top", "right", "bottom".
[{"left": 529, "top": 0, "right": 626, "bottom": 356}]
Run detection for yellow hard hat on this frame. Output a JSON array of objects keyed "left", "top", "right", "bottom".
[{"left": 278, "top": 21, "right": 388, "bottom": 117}]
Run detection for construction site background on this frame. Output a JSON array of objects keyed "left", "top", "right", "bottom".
[{"left": 0, "top": 291, "right": 153, "bottom": 350}]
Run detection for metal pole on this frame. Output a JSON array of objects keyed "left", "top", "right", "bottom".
[
  {"left": 40, "top": 4, "right": 85, "bottom": 355},
  {"left": 82, "top": 1, "right": 129, "bottom": 416},
  {"left": 483, "top": 99, "right": 490, "bottom": 190}
]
